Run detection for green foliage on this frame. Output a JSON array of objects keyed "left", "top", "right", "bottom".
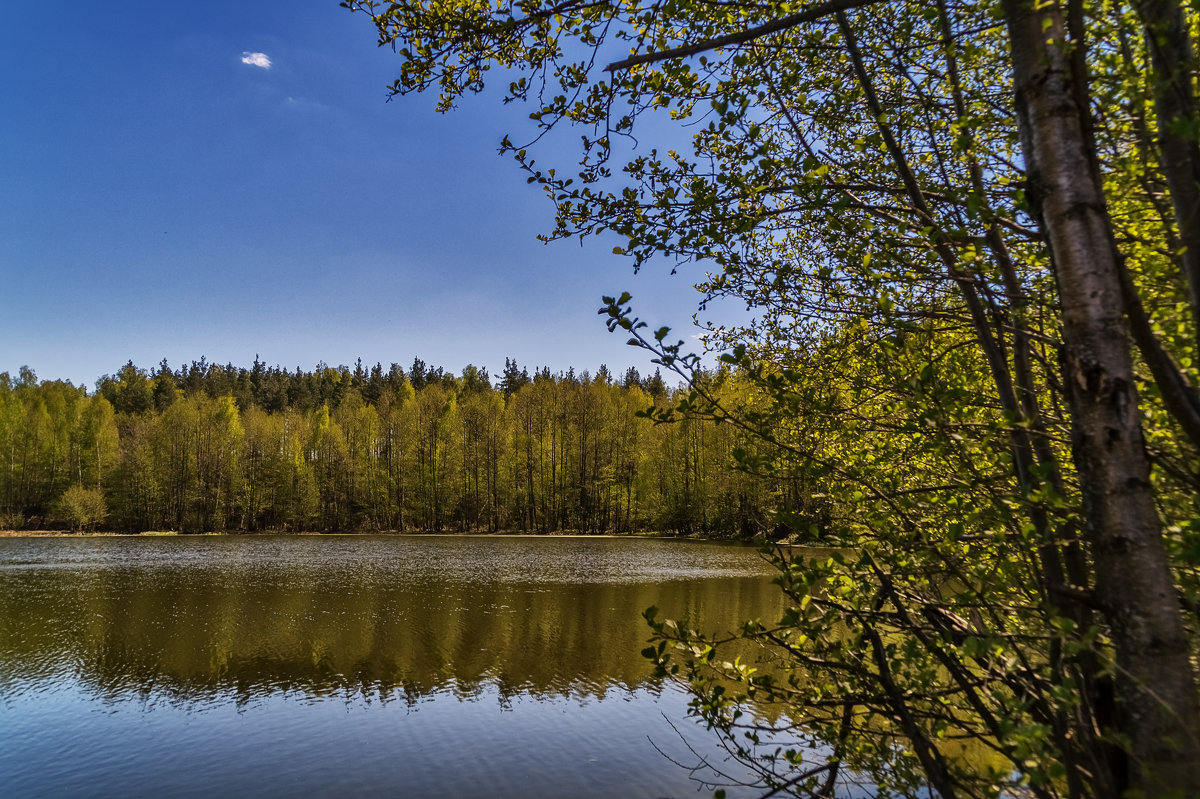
[
  {"left": 56, "top": 485, "right": 107, "bottom": 532},
  {"left": 1, "top": 360, "right": 796, "bottom": 536},
  {"left": 342, "top": 0, "right": 1200, "bottom": 794}
]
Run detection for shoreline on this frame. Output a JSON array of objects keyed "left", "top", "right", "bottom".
[{"left": 0, "top": 529, "right": 735, "bottom": 541}]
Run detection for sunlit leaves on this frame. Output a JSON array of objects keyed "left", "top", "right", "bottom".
[{"left": 346, "top": 0, "right": 1200, "bottom": 792}]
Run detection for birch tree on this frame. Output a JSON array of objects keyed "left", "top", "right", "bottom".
[{"left": 346, "top": 0, "right": 1200, "bottom": 793}]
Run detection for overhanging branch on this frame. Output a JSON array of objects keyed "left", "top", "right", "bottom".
[{"left": 603, "top": 0, "right": 883, "bottom": 72}]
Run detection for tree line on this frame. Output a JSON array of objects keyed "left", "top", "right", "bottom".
[{"left": 0, "top": 359, "right": 812, "bottom": 535}]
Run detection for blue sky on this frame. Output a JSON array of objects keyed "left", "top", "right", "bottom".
[{"left": 0, "top": 0, "right": 712, "bottom": 388}]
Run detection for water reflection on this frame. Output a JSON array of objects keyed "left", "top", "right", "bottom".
[
  {"left": 0, "top": 536, "right": 793, "bottom": 798},
  {"left": 0, "top": 536, "right": 781, "bottom": 706}
]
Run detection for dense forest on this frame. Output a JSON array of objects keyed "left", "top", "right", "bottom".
[{"left": 0, "top": 358, "right": 810, "bottom": 535}]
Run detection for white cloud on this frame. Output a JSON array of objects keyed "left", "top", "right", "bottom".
[
  {"left": 241, "top": 52, "right": 271, "bottom": 69},
  {"left": 283, "top": 96, "right": 329, "bottom": 112}
]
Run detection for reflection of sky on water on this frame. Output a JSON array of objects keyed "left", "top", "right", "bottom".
[{"left": 4, "top": 676, "right": 739, "bottom": 799}]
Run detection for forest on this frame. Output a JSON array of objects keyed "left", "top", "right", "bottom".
[{"left": 0, "top": 358, "right": 807, "bottom": 536}]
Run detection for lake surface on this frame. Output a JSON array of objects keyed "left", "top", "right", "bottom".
[{"left": 0, "top": 535, "right": 787, "bottom": 798}]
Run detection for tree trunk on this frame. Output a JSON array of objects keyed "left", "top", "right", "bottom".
[
  {"left": 1134, "top": 0, "right": 1200, "bottom": 354},
  {"left": 1003, "top": 0, "right": 1200, "bottom": 792}
]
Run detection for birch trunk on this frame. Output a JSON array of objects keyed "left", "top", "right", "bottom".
[{"left": 1003, "top": 0, "right": 1200, "bottom": 792}]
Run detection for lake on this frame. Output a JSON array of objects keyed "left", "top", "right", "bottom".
[{"left": 0, "top": 535, "right": 787, "bottom": 798}]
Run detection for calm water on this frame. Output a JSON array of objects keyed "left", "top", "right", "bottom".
[{"left": 0, "top": 535, "right": 786, "bottom": 798}]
